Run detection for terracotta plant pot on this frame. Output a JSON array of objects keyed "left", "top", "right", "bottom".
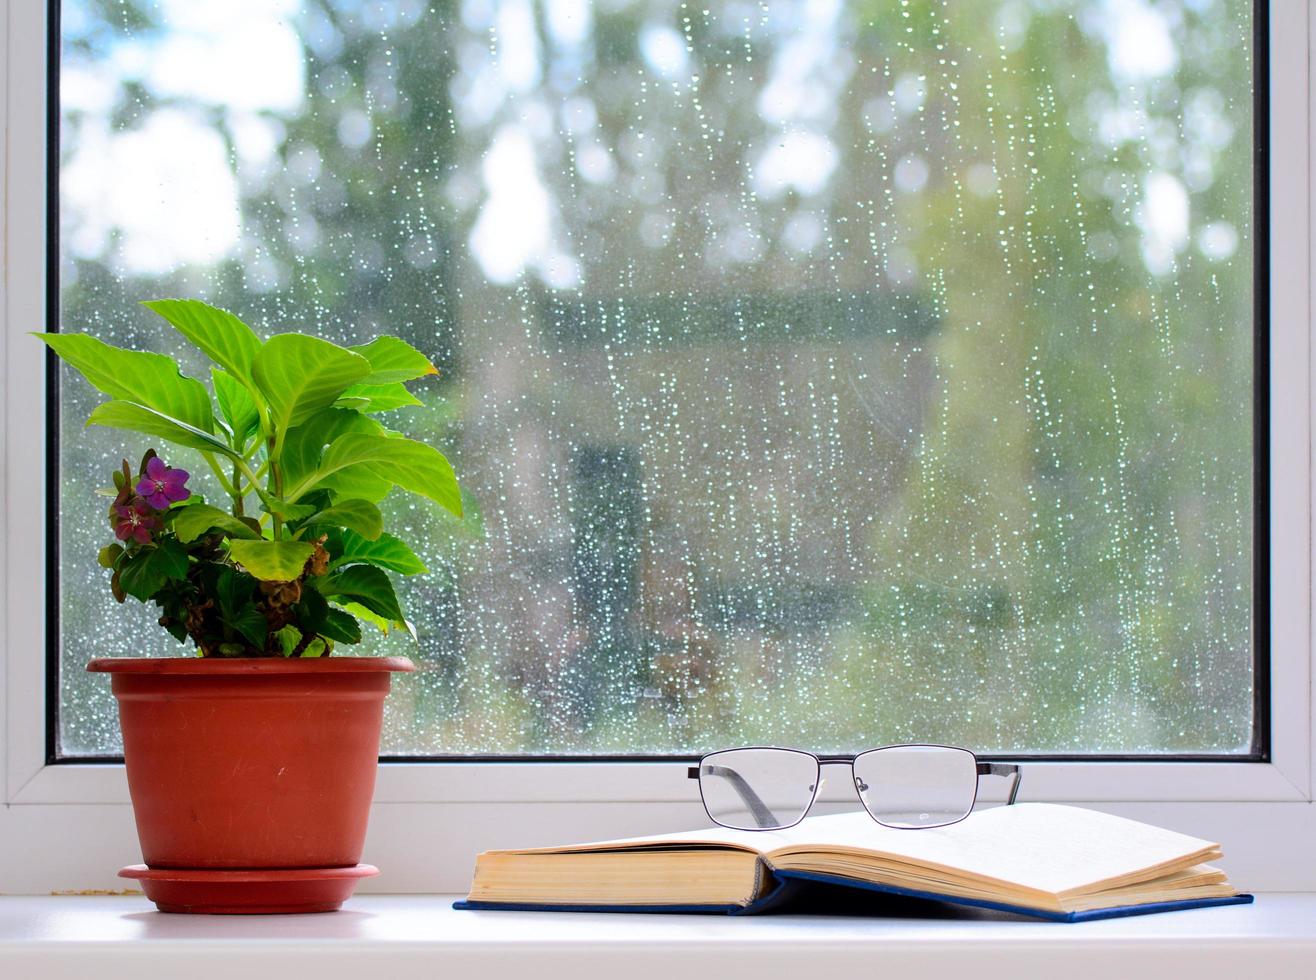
[{"left": 88, "top": 656, "right": 413, "bottom": 913}]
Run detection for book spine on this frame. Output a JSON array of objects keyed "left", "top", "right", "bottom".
[{"left": 733, "top": 865, "right": 799, "bottom": 916}]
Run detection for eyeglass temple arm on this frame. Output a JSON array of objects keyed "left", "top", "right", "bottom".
[
  {"left": 687, "top": 764, "right": 781, "bottom": 829},
  {"left": 977, "top": 762, "right": 1022, "bottom": 805}
]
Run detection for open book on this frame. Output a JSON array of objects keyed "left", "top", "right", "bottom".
[{"left": 456, "top": 803, "right": 1251, "bottom": 922}]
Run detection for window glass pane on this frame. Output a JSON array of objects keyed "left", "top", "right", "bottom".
[{"left": 56, "top": 0, "right": 1257, "bottom": 756}]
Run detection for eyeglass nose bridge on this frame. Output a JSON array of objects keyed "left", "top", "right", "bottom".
[
  {"left": 757, "top": 759, "right": 869, "bottom": 798},
  {"left": 813, "top": 759, "right": 868, "bottom": 795}
]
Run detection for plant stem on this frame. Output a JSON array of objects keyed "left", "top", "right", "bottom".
[
  {"left": 201, "top": 452, "right": 242, "bottom": 511},
  {"left": 233, "top": 456, "right": 279, "bottom": 517},
  {"left": 231, "top": 463, "right": 245, "bottom": 517},
  {"left": 268, "top": 437, "right": 284, "bottom": 540}
]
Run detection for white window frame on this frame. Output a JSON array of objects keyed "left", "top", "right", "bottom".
[{"left": 2, "top": 0, "right": 1313, "bottom": 894}]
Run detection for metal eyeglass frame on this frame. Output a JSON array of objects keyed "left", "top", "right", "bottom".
[{"left": 686, "top": 744, "right": 1023, "bottom": 831}]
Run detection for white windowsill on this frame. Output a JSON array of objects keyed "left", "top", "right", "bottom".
[{"left": 2, "top": 894, "right": 1313, "bottom": 980}]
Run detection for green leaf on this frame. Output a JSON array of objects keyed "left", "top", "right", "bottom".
[
  {"left": 87, "top": 400, "right": 236, "bottom": 458},
  {"left": 160, "top": 615, "right": 189, "bottom": 644},
  {"left": 143, "top": 299, "right": 263, "bottom": 390},
  {"left": 336, "top": 600, "right": 393, "bottom": 634},
  {"left": 227, "top": 539, "right": 316, "bottom": 581},
  {"left": 336, "top": 382, "right": 423, "bottom": 413},
  {"left": 98, "top": 544, "right": 124, "bottom": 569},
  {"left": 226, "top": 607, "right": 269, "bottom": 649},
  {"left": 116, "top": 540, "right": 190, "bottom": 601},
  {"left": 349, "top": 336, "right": 438, "bottom": 384},
  {"left": 316, "top": 564, "right": 405, "bottom": 622},
  {"left": 304, "top": 500, "right": 384, "bottom": 541},
  {"left": 301, "top": 433, "right": 462, "bottom": 516},
  {"left": 319, "top": 608, "right": 363, "bottom": 644},
  {"left": 227, "top": 615, "right": 265, "bottom": 649},
  {"left": 280, "top": 408, "right": 386, "bottom": 492},
  {"left": 172, "top": 504, "right": 262, "bottom": 543},
  {"left": 252, "top": 334, "right": 371, "bottom": 435},
  {"left": 333, "top": 600, "right": 414, "bottom": 640},
  {"left": 214, "top": 566, "right": 257, "bottom": 615},
  {"left": 300, "top": 636, "right": 330, "bottom": 658},
  {"left": 212, "top": 369, "right": 260, "bottom": 447},
  {"left": 38, "top": 333, "right": 215, "bottom": 432},
  {"left": 261, "top": 498, "right": 319, "bottom": 521},
  {"left": 274, "top": 625, "right": 302, "bottom": 658},
  {"left": 328, "top": 528, "right": 427, "bottom": 575},
  {"left": 294, "top": 585, "right": 331, "bottom": 632}
]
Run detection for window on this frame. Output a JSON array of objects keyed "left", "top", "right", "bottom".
[{"left": 53, "top": 0, "right": 1261, "bottom": 761}]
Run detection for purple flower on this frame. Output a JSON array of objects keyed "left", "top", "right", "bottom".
[
  {"left": 136, "top": 456, "right": 191, "bottom": 509},
  {"left": 114, "top": 499, "right": 159, "bottom": 544}
]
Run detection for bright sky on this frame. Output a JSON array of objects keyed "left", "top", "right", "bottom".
[{"left": 63, "top": 0, "right": 302, "bottom": 275}]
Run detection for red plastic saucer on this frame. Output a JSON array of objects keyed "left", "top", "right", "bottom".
[{"left": 119, "top": 863, "right": 379, "bottom": 914}]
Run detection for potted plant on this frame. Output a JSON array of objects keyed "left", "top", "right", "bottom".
[{"left": 39, "top": 299, "right": 462, "bottom": 913}]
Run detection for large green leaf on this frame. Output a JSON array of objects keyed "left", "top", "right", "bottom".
[
  {"left": 280, "top": 408, "right": 386, "bottom": 491},
  {"left": 332, "top": 600, "right": 415, "bottom": 640},
  {"left": 304, "top": 499, "right": 384, "bottom": 541},
  {"left": 227, "top": 539, "right": 316, "bottom": 581},
  {"left": 336, "top": 382, "right": 423, "bottom": 413},
  {"left": 116, "top": 540, "right": 190, "bottom": 601},
  {"left": 328, "top": 528, "right": 427, "bottom": 575},
  {"left": 88, "top": 401, "right": 236, "bottom": 457},
  {"left": 335, "top": 601, "right": 394, "bottom": 635},
  {"left": 172, "top": 504, "right": 261, "bottom": 543},
  {"left": 349, "top": 336, "right": 438, "bottom": 384},
  {"left": 319, "top": 608, "right": 363, "bottom": 644},
  {"left": 212, "top": 369, "right": 260, "bottom": 447},
  {"left": 304, "top": 462, "right": 395, "bottom": 505},
  {"left": 316, "top": 564, "right": 405, "bottom": 622},
  {"left": 295, "top": 586, "right": 358, "bottom": 648},
  {"left": 300, "top": 433, "right": 462, "bottom": 516},
  {"left": 38, "top": 333, "right": 214, "bottom": 432},
  {"left": 143, "top": 299, "right": 263, "bottom": 389},
  {"left": 252, "top": 334, "right": 371, "bottom": 436},
  {"left": 262, "top": 497, "right": 319, "bottom": 521}
]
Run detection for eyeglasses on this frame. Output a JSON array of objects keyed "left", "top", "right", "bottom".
[{"left": 687, "top": 744, "right": 1022, "bottom": 831}]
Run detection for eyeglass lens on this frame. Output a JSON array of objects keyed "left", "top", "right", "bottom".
[
  {"left": 853, "top": 745, "right": 978, "bottom": 828},
  {"left": 697, "top": 747, "right": 818, "bottom": 831}
]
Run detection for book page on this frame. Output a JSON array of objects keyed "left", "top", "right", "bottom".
[
  {"left": 762, "top": 804, "right": 1220, "bottom": 897},
  {"left": 469, "top": 849, "right": 764, "bottom": 906},
  {"left": 491, "top": 802, "right": 1219, "bottom": 900},
  {"left": 494, "top": 822, "right": 789, "bottom": 857}
]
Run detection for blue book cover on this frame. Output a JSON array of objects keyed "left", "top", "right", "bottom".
[{"left": 455, "top": 871, "right": 1254, "bottom": 922}]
